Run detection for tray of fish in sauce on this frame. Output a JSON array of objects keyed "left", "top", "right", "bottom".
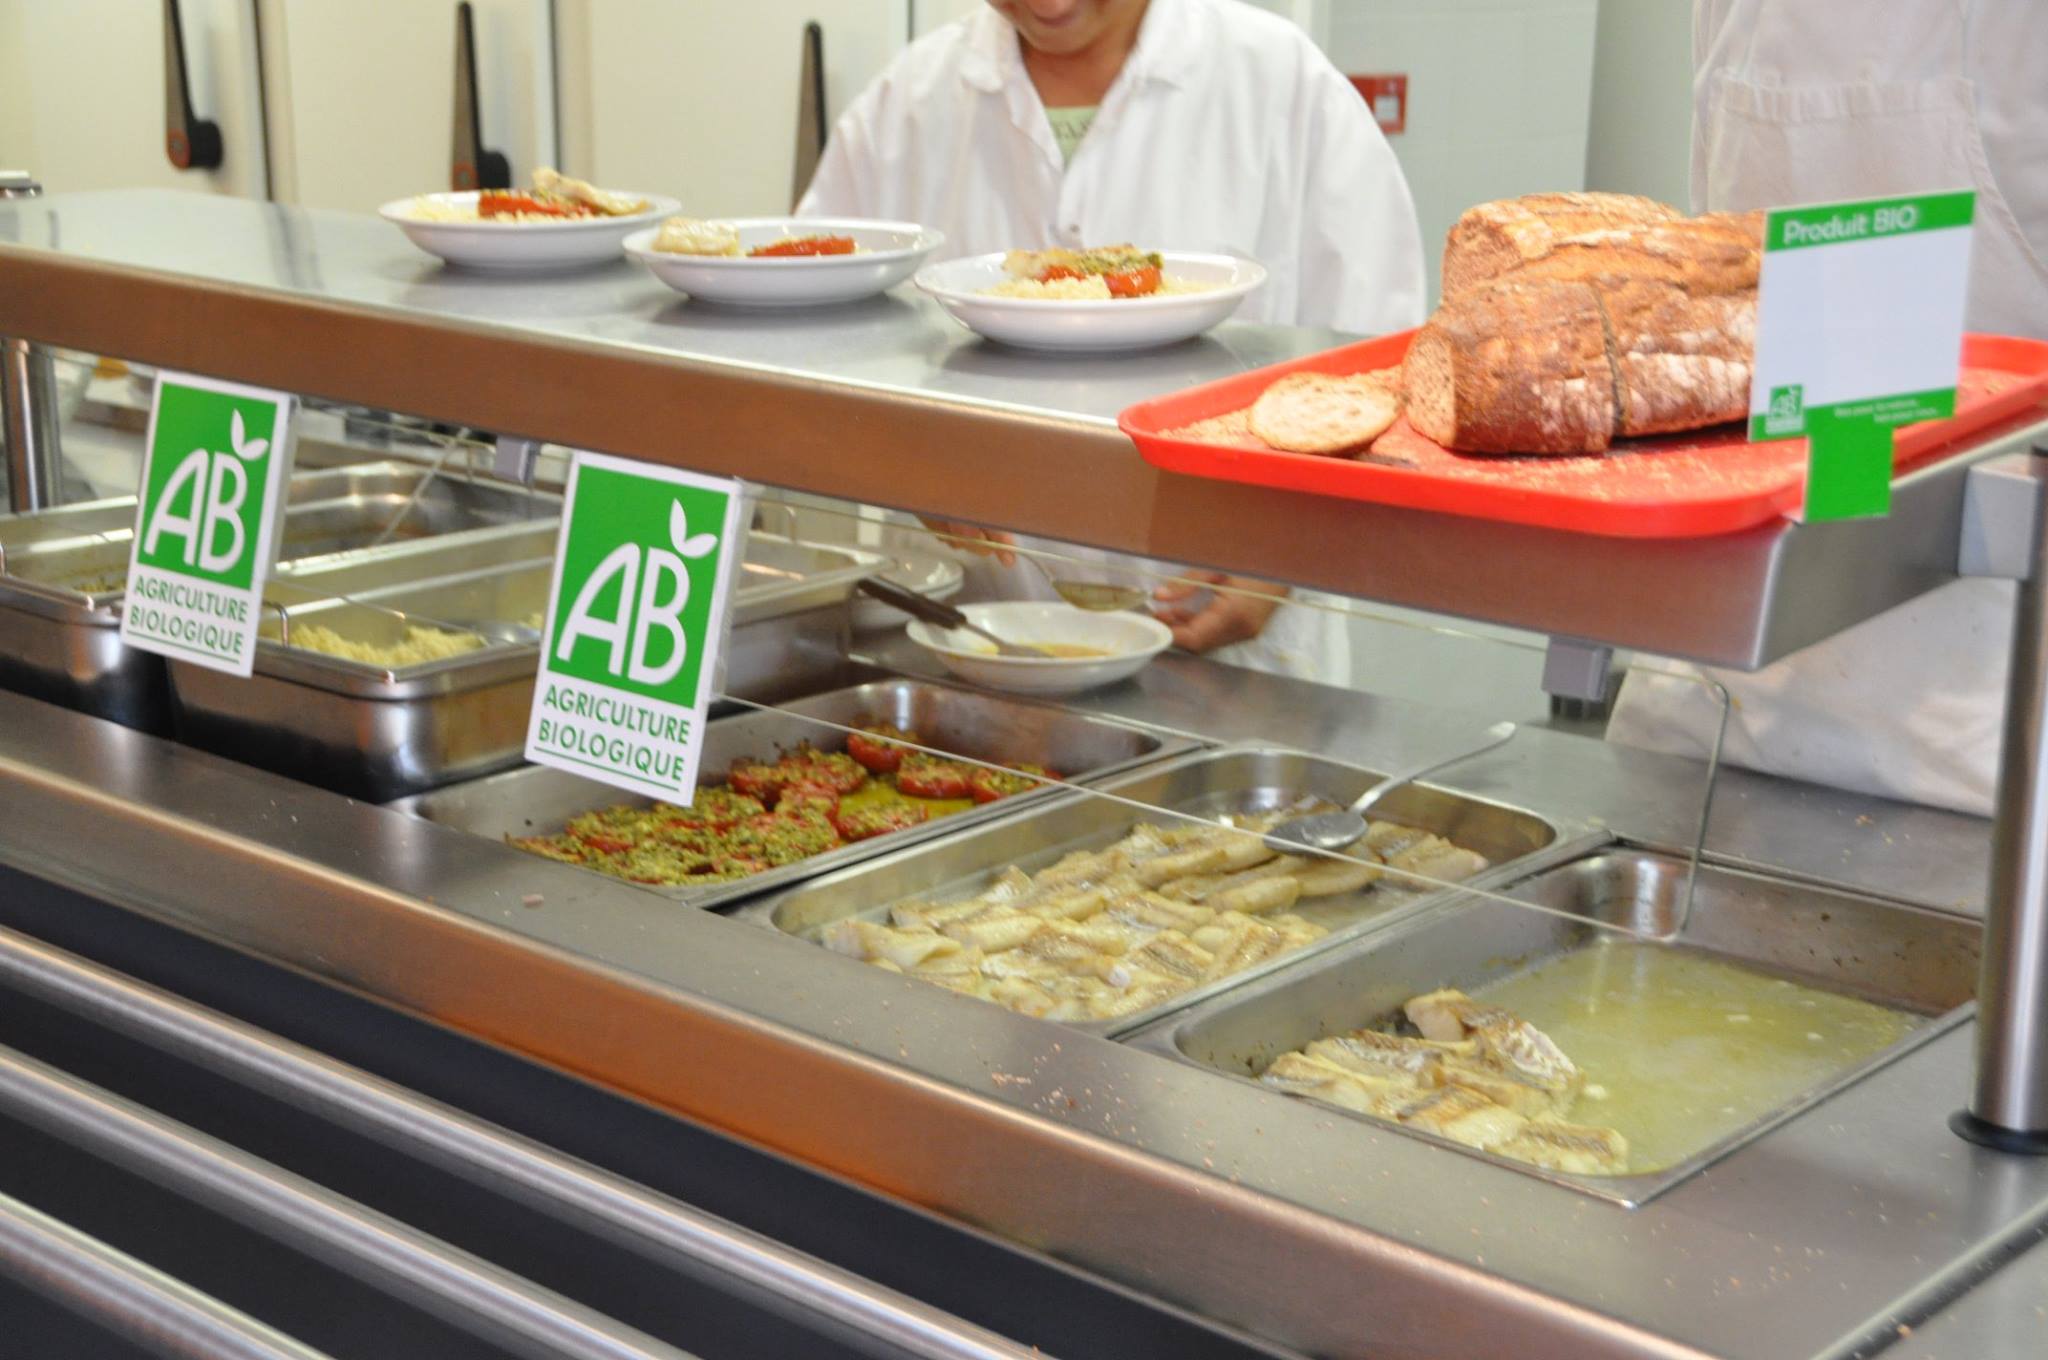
[{"left": 1133, "top": 847, "right": 1979, "bottom": 1203}]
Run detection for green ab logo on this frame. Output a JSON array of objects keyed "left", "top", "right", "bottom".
[
  {"left": 556, "top": 500, "right": 719, "bottom": 687},
  {"left": 1764, "top": 383, "right": 1805, "bottom": 436},
  {"left": 142, "top": 408, "right": 270, "bottom": 577}
]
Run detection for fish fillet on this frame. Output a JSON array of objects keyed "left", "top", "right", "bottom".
[
  {"left": 1135, "top": 843, "right": 1233, "bottom": 887},
  {"left": 1306, "top": 1031, "right": 1446, "bottom": 1087},
  {"left": 1209, "top": 876, "right": 1303, "bottom": 917},
  {"left": 1126, "top": 933, "right": 1216, "bottom": 984},
  {"left": 1261, "top": 1054, "right": 1409, "bottom": 1116},
  {"left": 1395, "top": 1085, "right": 1528, "bottom": 1151},
  {"left": 1496, "top": 1119, "right": 1629, "bottom": 1175},
  {"left": 1292, "top": 857, "right": 1383, "bottom": 898},
  {"left": 824, "top": 920, "right": 959, "bottom": 970}
]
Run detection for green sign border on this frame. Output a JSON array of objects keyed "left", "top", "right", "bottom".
[{"left": 1766, "top": 190, "right": 1975, "bottom": 253}]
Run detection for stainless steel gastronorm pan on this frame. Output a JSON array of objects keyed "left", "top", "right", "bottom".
[
  {"left": 165, "top": 534, "right": 884, "bottom": 801},
  {"left": 0, "top": 462, "right": 556, "bottom": 733},
  {"left": 739, "top": 745, "right": 1567, "bottom": 1038},
  {"left": 169, "top": 561, "right": 552, "bottom": 801},
  {"left": 386, "top": 677, "right": 1196, "bottom": 911},
  {"left": 1131, "top": 847, "right": 1981, "bottom": 1205}
]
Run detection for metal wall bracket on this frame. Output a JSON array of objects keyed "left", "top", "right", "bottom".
[
  {"left": 491, "top": 435, "right": 542, "bottom": 487},
  {"left": 1542, "top": 636, "right": 1618, "bottom": 720}
]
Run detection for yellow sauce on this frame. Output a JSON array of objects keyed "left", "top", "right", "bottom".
[
  {"left": 836, "top": 780, "right": 974, "bottom": 822},
  {"left": 1035, "top": 643, "right": 1107, "bottom": 659},
  {"left": 1474, "top": 941, "right": 1921, "bottom": 1173}
]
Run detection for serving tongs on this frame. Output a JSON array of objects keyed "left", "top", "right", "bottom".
[{"left": 855, "top": 577, "right": 1053, "bottom": 658}]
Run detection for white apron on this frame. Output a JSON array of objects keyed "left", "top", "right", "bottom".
[{"left": 1607, "top": 0, "right": 2048, "bottom": 817}]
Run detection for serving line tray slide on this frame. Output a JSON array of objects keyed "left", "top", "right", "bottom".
[{"left": 1120, "top": 331, "right": 2048, "bottom": 538}]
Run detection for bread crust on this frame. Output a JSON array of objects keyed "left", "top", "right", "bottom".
[
  {"left": 1441, "top": 192, "right": 1680, "bottom": 299},
  {"left": 1404, "top": 279, "right": 1615, "bottom": 455}
]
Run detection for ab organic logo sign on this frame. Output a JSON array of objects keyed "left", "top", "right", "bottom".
[
  {"left": 120, "top": 375, "right": 295, "bottom": 676},
  {"left": 137, "top": 404, "right": 274, "bottom": 587},
  {"left": 525, "top": 454, "right": 745, "bottom": 802}
]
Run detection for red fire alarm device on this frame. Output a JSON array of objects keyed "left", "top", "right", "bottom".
[{"left": 1350, "top": 74, "right": 1408, "bottom": 135}]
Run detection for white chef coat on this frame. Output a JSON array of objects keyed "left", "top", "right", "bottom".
[
  {"left": 799, "top": 0, "right": 1427, "bottom": 685},
  {"left": 1607, "top": 0, "right": 2048, "bottom": 817}
]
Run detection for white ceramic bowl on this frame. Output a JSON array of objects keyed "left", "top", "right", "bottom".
[
  {"left": 380, "top": 191, "right": 682, "bottom": 271},
  {"left": 906, "top": 602, "right": 1172, "bottom": 695},
  {"left": 850, "top": 556, "right": 966, "bottom": 633},
  {"left": 913, "top": 252, "right": 1265, "bottom": 352},
  {"left": 624, "top": 218, "right": 943, "bottom": 307}
]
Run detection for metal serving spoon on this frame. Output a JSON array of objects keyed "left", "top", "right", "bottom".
[
  {"left": 1264, "top": 720, "right": 1519, "bottom": 854},
  {"left": 1022, "top": 555, "right": 1149, "bottom": 612},
  {"left": 854, "top": 577, "right": 1053, "bottom": 658}
]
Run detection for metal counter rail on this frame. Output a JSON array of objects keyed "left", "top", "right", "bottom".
[
  {"left": 0, "top": 922, "right": 1046, "bottom": 1360},
  {"left": 0, "top": 1043, "right": 696, "bottom": 1360},
  {"left": 0, "top": 1189, "right": 337, "bottom": 1360},
  {"left": 5, "top": 189, "right": 2046, "bottom": 668}
]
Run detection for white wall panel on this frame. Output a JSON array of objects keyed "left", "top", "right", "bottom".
[
  {"left": 1583, "top": 0, "right": 1692, "bottom": 208},
  {"left": 1321, "top": 0, "right": 1599, "bottom": 305},
  {"left": 560, "top": 0, "right": 906, "bottom": 216},
  {"left": 0, "top": 0, "right": 268, "bottom": 198},
  {"left": 263, "top": 0, "right": 554, "bottom": 211}
]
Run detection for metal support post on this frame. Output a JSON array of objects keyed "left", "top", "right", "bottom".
[
  {"left": 0, "top": 172, "right": 60, "bottom": 513},
  {"left": 1, "top": 337, "right": 61, "bottom": 513},
  {"left": 1955, "top": 442, "right": 2048, "bottom": 1152}
]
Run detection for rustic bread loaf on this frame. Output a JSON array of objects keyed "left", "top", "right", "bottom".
[
  {"left": 1441, "top": 192, "right": 1680, "bottom": 298},
  {"left": 1404, "top": 279, "right": 1617, "bottom": 455},
  {"left": 1411, "top": 198, "right": 1765, "bottom": 453}
]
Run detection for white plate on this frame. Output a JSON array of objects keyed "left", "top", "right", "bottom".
[
  {"left": 906, "top": 602, "right": 1172, "bottom": 696},
  {"left": 380, "top": 191, "right": 682, "bottom": 271},
  {"left": 913, "top": 251, "right": 1265, "bottom": 352},
  {"left": 624, "top": 218, "right": 943, "bottom": 307},
  {"left": 850, "top": 555, "right": 966, "bottom": 633}
]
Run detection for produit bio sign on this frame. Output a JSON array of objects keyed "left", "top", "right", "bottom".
[
  {"left": 1750, "top": 189, "right": 1975, "bottom": 521},
  {"left": 525, "top": 453, "right": 745, "bottom": 802},
  {"left": 119, "top": 374, "right": 296, "bottom": 676}
]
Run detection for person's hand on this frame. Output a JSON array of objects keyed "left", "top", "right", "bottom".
[
  {"left": 1152, "top": 572, "right": 1285, "bottom": 653},
  {"left": 920, "top": 516, "right": 1017, "bottom": 568}
]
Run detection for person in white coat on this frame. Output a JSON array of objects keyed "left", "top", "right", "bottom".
[
  {"left": 1606, "top": 0, "right": 2048, "bottom": 816},
  {"left": 799, "top": 0, "right": 1426, "bottom": 685}
]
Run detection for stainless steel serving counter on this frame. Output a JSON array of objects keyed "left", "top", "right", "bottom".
[
  {"left": 1894, "top": 1228, "right": 2048, "bottom": 1359},
  {"left": 7, "top": 190, "right": 2047, "bottom": 668},
  {"left": 0, "top": 651, "right": 2036, "bottom": 1360}
]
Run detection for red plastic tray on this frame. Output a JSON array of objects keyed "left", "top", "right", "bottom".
[{"left": 1120, "top": 332, "right": 2048, "bottom": 538}]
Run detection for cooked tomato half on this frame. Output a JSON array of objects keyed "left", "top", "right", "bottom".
[
  {"left": 846, "top": 724, "right": 918, "bottom": 774},
  {"left": 967, "top": 763, "right": 1054, "bottom": 804},
  {"left": 896, "top": 754, "right": 973, "bottom": 800},
  {"left": 830, "top": 803, "right": 930, "bottom": 842}
]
